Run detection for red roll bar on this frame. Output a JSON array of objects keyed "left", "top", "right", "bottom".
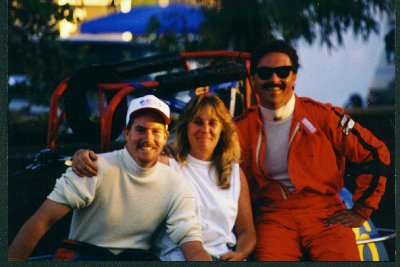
[{"left": 47, "top": 50, "right": 252, "bottom": 152}]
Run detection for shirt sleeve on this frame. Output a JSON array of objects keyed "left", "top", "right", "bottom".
[
  {"left": 164, "top": 177, "right": 203, "bottom": 246},
  {"left": 47, "top": 161, "right": 103, "bottom": 209},
  {"left": 323, "top": 106, "right": 390, "bottom": 219}
]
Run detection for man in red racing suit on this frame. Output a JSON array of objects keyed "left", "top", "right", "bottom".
[{"left": 235, "top": 39, "right": 390, "bottom": 261}]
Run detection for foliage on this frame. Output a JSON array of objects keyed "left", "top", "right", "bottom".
[
  {"left": 8, "top": 0, "right": 79, "bottom": 104},
  {"left": 198, "top": 0, "right": 395, "bottom": 52},
  {"left": 8, "top": 0, "right": 395, "bottom": 101}
]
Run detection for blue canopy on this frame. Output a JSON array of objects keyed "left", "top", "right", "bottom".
[{"left": 80, "top": 4, "right": 205, "bottom": 35}]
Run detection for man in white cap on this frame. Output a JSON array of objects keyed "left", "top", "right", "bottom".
[{"left": 8, "top": 95, "right": 212, "bottom": 261}]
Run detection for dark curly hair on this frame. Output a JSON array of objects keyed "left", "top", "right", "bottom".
[{"left": 250, "top": 39, "right": 300, "bottom": 74}]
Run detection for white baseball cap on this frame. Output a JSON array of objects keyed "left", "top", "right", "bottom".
[{"left": 126, "top": 95, "right": 170, "bottom": 125}]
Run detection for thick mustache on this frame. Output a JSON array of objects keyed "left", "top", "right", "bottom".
[{"left": 262, "top": 82, "right": 285, "bottom": 90}]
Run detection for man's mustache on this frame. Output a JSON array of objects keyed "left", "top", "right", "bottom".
[{"left": 262, "top": 82, "right": 285, "bottom": 90}]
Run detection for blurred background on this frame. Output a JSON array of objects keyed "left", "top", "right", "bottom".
[
  {"left": 8, "top": 0, "right": 395, "bottom": 261},
  {"left": 8, "top": 0, "right": 395, "bottom": 146}
]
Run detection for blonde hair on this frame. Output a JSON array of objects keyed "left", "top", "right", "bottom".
[{"left": 173, "top": 94, "right": 241, "bottom": 189}]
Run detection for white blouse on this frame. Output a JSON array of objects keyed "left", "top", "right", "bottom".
[{"left": 154, "top": 155, "right": 241, "bottom": 260}]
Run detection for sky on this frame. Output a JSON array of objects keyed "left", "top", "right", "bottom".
[
  {"left": 294, "top": 29, "right": 386, "bottom": 107},
  {"left": 73, "top": 4, "right": 391, "bottom": 109}
]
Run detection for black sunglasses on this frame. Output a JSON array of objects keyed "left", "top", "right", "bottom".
[{"left": 255, "top": 66, "right": 293, "bottom": 79}]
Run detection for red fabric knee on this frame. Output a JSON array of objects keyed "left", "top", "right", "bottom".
[
  {"left": 254, "top": 211, "right": 303, "bottom": 261},
  {"left": 306, "top": 225, "right": 360, "bottom": 261}
]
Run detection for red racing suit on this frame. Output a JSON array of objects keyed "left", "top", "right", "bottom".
[
  {"left": 235, "top": 94, "right": 390, "bottom": 219},
  {"left": 235, "top": 95, "right": 390, "bottom": 260}
]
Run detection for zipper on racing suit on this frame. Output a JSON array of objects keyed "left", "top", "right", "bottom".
[
  {"left": 289, "top": 122, "right": 300, "bottom": 147},
  {"left": 255, "top": 122, "right": 301, "bottom": 201}
]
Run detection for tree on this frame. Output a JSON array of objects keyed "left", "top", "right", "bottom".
[
  {"left": 8, "top": 0, "right": 76, "bottom": 103},
  {"left": 199, "top": 0, "right": 394, "bottom": 53}
]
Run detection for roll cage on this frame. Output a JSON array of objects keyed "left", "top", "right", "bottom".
[{"left": 47, "top": 50, "right": 253, "bottom": 151}]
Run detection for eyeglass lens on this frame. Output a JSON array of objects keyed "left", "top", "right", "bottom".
[{"left": 256, "top": 66, "right": 293, "bottom": 79}]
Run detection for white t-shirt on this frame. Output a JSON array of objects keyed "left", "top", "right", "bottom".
[
  {"left": 260, "top": 93, "right": 296, "bottom": 192},
  {"left": 153, "top": 155, "right": 241, "bottom": 260},
  {"left": 48, "top": 148, "right": 202, "bottom": 255}
]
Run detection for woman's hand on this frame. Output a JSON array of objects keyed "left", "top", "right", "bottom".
[
  {"left": 71, "top": 149, "right": 98, "bottom": 177},
  {"left": 219, "top": 251, "right": 246, "bottom": 261}
]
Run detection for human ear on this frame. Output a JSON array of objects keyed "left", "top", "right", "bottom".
[{"left": 123, "top": 127, "right": 129, "bottom": 139}]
